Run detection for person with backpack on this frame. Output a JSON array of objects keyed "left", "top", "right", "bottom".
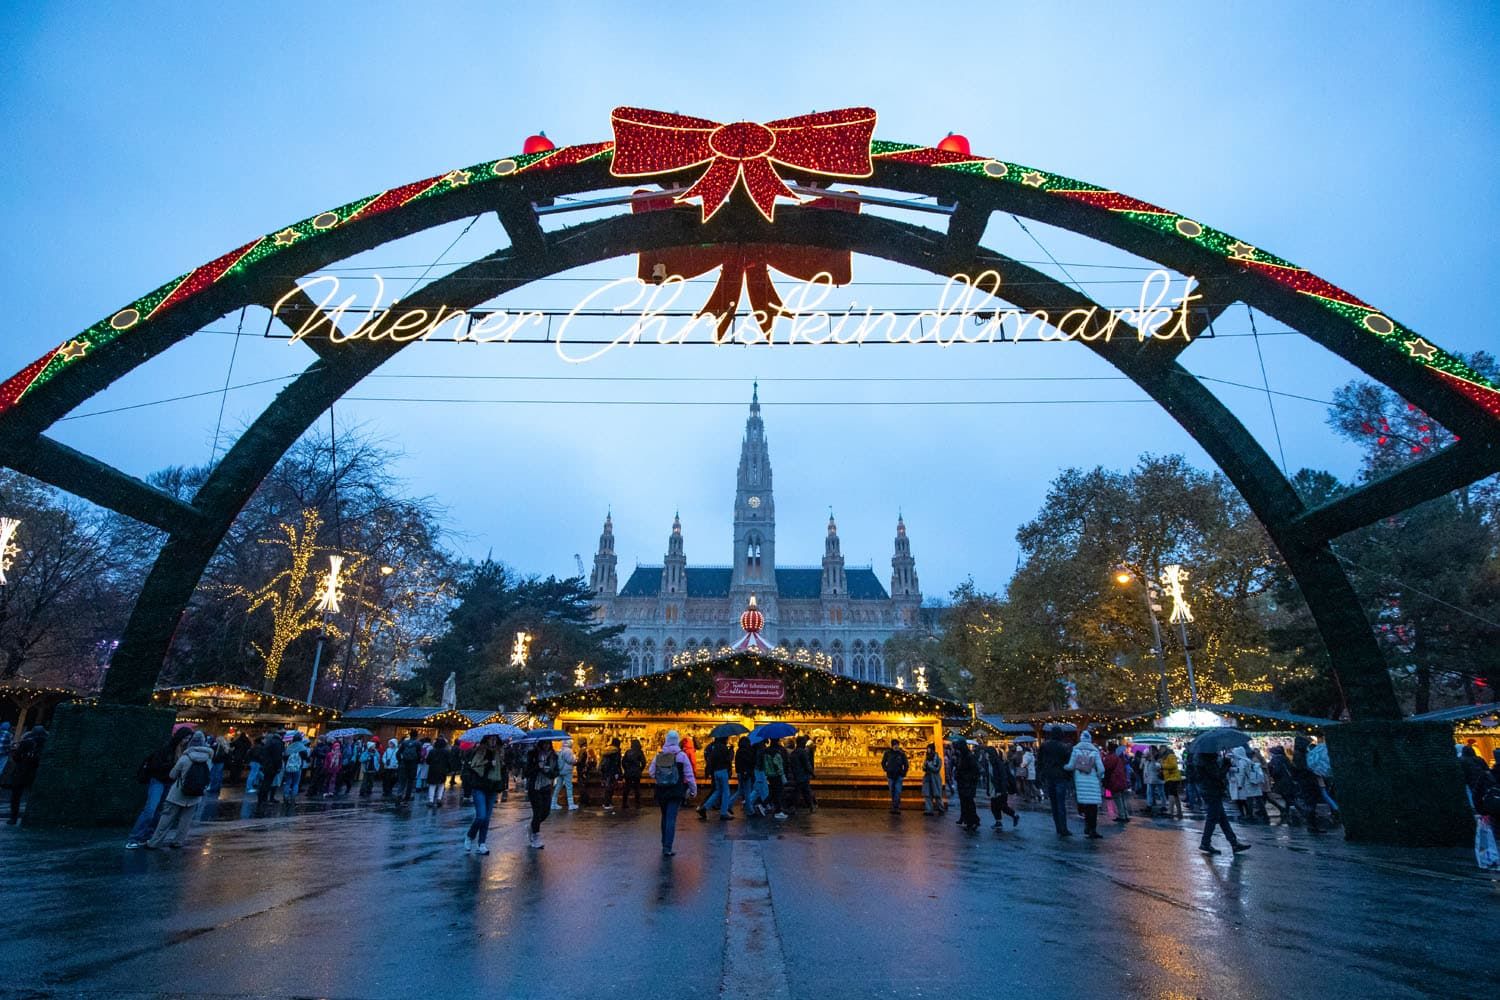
[
  {"left": 463, "top": 735, "right": 505, "bottom": 855},
  {"left": 1306, "top": 739, "right": 1340, "bottom": 825},
  {"left": 380, "top": 738, "right": 400, "bottom": 798},
  {"left": 881, "top": 739, "right": 910, "bottom": 813},
  {"left": 206, "top": 735, "right": 230, "bottom": 796},
  {"left": 764, "top": 738, "right": 788, "bottom": 820},
  {"left": 749, "top": 739, "right": 772, "bottom": 817},
  {"left": 145, "top": 731, "right": 214, "bottom": 850},
  {"left": 953, "top": 740, "right": 981, "bottom": 832},
  {"left": 281, "top": 733, "right": 311, "bottom": 802},
  {"left": 1102, "top": 741, "right": 1131, "bottom": 823},
  {"left": 425, "top": 738, "right": 452, "bottom": 808},
  {"left": 983, "top": 741, "right": 1020, "bottom": 828},
  {"left": 1196, "top": 750, "right": 1251, "bottom": 857},
  {"left": 126, "top": 727, "right": 192, "bottom": 848},
  {"left": 647, "top": 729, "right": 697, "bottom": 856},
  {"left": 1065, "top": 731, "right": 1105, "bottom": 839},
  {"left": 922, "top": 743, "right": 945, "bottom": 816},
  {"left": 599, "top": 738, "right": 623, "bottom": 813},
  {"left": 395, "top": 732, "right": 421, "bottom": 801},
  {"left": 3, "top": 725, "right": 45, "bottom": 825},
  {"left": 1292, "top": 736, "right": 1326, "bottom": 833},
  {"left": 620, "top": 738, "right": 646, "bottom": 811},
  {"left": 552, "top": 739, "right": 578, "bottom": 811},
  {"left": 698, "top": 735, "right": 736, "bottom": 821},
  {"left": 523, "top": 740, "right": 561, "bottom": 849}
]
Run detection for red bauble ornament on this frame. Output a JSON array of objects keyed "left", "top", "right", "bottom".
[
  {"left": 523, "top": 132, "right": 555, "bottom": 155},
  {"left": 937, "top": 132, "right": 971, "bottom": 156},
  {"left": 740, "top": 608, "right": 764, "bottom": 634}
]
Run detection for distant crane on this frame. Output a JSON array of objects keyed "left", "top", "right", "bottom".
[{"left": 574, "top": 553, "right": 586, "bottom": 579}]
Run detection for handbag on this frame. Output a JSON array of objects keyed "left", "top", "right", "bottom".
[{"left": 1476, "top": 815, "right": 1500, "bottom": 871}]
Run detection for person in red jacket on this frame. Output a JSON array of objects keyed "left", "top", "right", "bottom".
[{"left": 1103, "top": 742, "right": 1132, "bottom": 823}]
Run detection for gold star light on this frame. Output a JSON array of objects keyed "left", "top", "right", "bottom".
[
  {"left": 57, "top": 339, "right": 90, "bottom": 361},
  {"left": 1020, "top": 170, "right": 1046, "bottom": 188},
  {"left": 1406, "top": 337, "right": 1437, "bottom": 360},
  {"left": 273, "top": 227, "right": 302, "bottom": 246},
  {"left": 444, "top": 169, "right": 473, "bottom": 187},
  {"left": 1228, "top": 240, "right": 1256, "bottom": 259}
]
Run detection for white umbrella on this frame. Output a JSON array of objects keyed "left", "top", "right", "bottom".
[
  {"left": 325, "top": 727, "right": 372, "bottom": 739},
  {"left": 459, "top": 722, "right": 526, "bottom": 743}
]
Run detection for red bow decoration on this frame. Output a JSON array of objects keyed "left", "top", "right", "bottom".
[
  {"left": 611, "top": 106, "right": 877, "bottom": 222},
  {"left": 635, "top": 192, "right": 857, "bottom": 340}
]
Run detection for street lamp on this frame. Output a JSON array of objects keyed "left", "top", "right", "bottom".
[
  {"left": 307, "top": 554, "right": 344, "bottom": 704},
  {"left": 1114, "top": 565, "right": 1171, "bottom": 711},
  {"left": 1160, "top": 564, "right": 1200, "bottom": 707}
]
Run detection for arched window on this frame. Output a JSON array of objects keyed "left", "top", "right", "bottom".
[
  {"left": 852, "top": 655, "right": 865, "bottom": 680},
  {"left": 663, "top": 639, "right": 677, "bottom": 669},
  {"left": 869, "top": 655, "right": 883, "bottom": 682},
  {"left": 833, "top": 654, "right": 845, "bottom": 674},
  {"left": 643, "top": 653, "right": 655, "bottom": 672}
]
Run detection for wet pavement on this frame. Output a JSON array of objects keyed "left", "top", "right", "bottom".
[{"left": 2, "top": 789, "right": 1497, "bottom": 999}]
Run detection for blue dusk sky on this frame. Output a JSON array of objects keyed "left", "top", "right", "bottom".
[{"left": 2, "top": 3, "right": 1496, "bottom": 597}]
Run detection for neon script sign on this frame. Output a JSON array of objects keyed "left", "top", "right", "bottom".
[{"left": 272, "top": 269, "right": 1203, "bottom": 364}]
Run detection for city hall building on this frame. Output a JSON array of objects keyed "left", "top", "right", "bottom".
[{"left": 587, "top": 386, "right": 922, "bottom": 682}]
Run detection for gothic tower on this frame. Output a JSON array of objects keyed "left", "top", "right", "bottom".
[
  {"left": 730, "top": 383, "right": 777, "bottom": 626},
  {"left": 890, "top": 513, "right": 921, "bottom": 624},
  {"left": 589, "top": 512, "right": 618, "bottom": 598},
  {"left": 821, "top": 511, "right": 847, "bottom": 598},
  {"left": 661, "top": 513, "right": 687, "bottom": 625}
]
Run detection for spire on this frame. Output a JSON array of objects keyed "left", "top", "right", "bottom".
[
  {"left": 590, "top": 509, "right": 618, "bottom": 597},
  {"left": 750, "top": 380, "right": 759, "bottom": 414},
  {"left": 827, "top": 508, "right": 837, "bottom": 534},
  {"left": 891, "top": 512, "right": 919, "bottom": 607},
  {"left": 663, "top": 512, "right": 686, "bottom": 594},
  {"left": 822, "top": 506, "right": 846, "bottom": 597}
]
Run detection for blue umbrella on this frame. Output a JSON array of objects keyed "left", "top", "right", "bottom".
[
  {"left": 749, "top": 721, "right": 798, "bottom": 742},
  {"left": 515, "top": 727, "right": 569, "bottom": 743}
]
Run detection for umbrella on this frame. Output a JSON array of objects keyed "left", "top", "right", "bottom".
[
  {"left": 514, "top": 727, "right": 569, "bottom": 743},
  {"left": 171, "top": 722, "right": 197, "bottom": 735},
  {"left": 325, "top": 727, "right": 372, "bottom": 739},
  {"left": 1186, "top": 729, "right": 1251, "bottom": 755},
  {"left": 1011, "top": 735, "right": 1036, "bottom": 744},
  {"left": 1127, "top": 734, "right": 1173, "bottom": 746},
  {"left": 710, "top": 722, "right": 750, "bottom": 738},
  {"left": 459, "top": 722, "right": 526, "bottom": 743},
  {"left": 1042, "top": 723, "right": 1077, "bottom": 734},
  {"left": 749, "top": 721, "right": 797, "bottom": 742}
]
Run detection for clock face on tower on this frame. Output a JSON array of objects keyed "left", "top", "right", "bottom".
[{"left": 748, "top": 496, "right": 761, "bottom": 508}]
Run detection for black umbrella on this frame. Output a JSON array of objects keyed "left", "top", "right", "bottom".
[
  {"left": 710, "top": 722, "right": 749, "bottom": 738},
  {"left": 1186, "top": 728, "right": 1251, "bottom": 754}
]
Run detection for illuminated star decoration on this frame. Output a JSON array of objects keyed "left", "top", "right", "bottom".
[
  {"left": 273, "top": 227, "right": 302, "bottom": 247},
  {"left": 574, "top": 662, "right": 588, "bottom": 688},
  {"left": 1228, "top": 240, "right": 1256, "bottom": 259},
  {"left": 1406, "top": 337, "right": 1438, "bottom": 360},
  {"left": 510, "top": 631, "right": 532, "bottom": 668},
  {"left": 609, "top": 106, "right": 877, "bottom": 222},
  {"left": 0, "top": 517, "right": 20, "bottom": 585},
  {"left": 57, "top": 339, "right": 90, "bottom": 361},
  {"left": 315, "top": 554, "right": 345, "bottom": 614},
  {"left": 444, "top": 168, "right": 473, "bottom": 187},
  {"left": 1160, "top": 564, "right": 1194, "bottom": 625},
  {"left": 1020, "top": 170, "right": 1046, "bottom": 188}
]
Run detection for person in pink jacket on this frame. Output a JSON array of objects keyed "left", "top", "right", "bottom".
[{"left": 647, "top": 730, "right": 698, "bottom": 857}]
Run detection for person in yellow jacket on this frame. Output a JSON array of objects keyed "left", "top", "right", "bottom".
[{"left": 1160, "top": 748, "right": 1184, "bottom": 819}]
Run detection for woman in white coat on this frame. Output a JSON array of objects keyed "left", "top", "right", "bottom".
[{"left": 1066, "top": 731, "right": 1105, "bottom": 839}]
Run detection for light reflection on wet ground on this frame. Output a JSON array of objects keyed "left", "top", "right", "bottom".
[{"left": 1, "top": 790, "right": 1495, "bottom": 999}]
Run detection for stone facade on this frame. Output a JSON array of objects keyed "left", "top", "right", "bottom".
[{"left": 588, "top": 386, "right": 921, "bottom": 682}]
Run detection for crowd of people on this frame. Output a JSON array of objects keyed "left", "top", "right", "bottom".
[{"left": 6, "top": 718, "right": 1500, "bottom": 869}]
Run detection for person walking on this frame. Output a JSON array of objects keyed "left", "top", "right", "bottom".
[
  {"left": 143, "top": 731, "right": 213, "bottom": 849},
  {"left": 881, "top": 739, "right": 910, "bottom": 813},
  {"left": 358, "top": 740, "right": 379, "bottom": 797},
  {"left": 648, "top": 729, "right": 697, "bottom": 856},
  {"left": 576, "top": 739, "right": 596, "bottom": 808},
  {"left": 463, "top": 735, "right": 505, "bottom": 855},
  {"left": 3, "top": 725, "right": 46, "bottom": 825},
  {"left": 620, "top": 738, "right": 646, "bottom": 811},
  {"left": 126, "top": 727, "right": 191, "bottom": 847},
  {"left": 395, "top": 731, "right": 421, "bottom": 801},
  {"left": 425, "top": 738, "right": 452, "bottom": 808},
  {"left": 1103, "top": 742, "right": 1131, "bottom": 823},
  {"left": 765, "top": 738, "right": 788, "bottom": 820},
  {"left": 1144, "top": 748, "right": 1165, "bottom": 816},
  {"left": 281, "top": 733, "right": 310, "bottom": 802},
  {"left": 1038, "top": 727, "right": 1074, "bottom": 837},
  {"left": 921, "top": 743, "right": 946, "bottom": 815},
  {"left": 953, "top": 740, "right": 981, "bottom": 831},
  {"left": 599, "top": 738, "right": 623, "bottom": 813},
  {"left": 749, "top": 739, "right": 772, "bottom": 817},
  {"left": 1227, "top": 746, "right": 1255, "bottom": 820},
  {"left": 983, "top": 741, "right": 1020, "bottom": 828},
  {"left": 1197, "top": 749, "right": 1251, "bottom": 856},
  {"left": 255, "top": 732, "right": 285, "bottom": 805},
  {"left": 206, "top": 735, "right": 229, "bottom": 796},
  {"left": 523, "top": 739, "right": 560, "bottom": 849},
  {"left": 1065, "top": 731, "right": 1105, "bottom": 839},
  {"left": 786, "top": 736, "right": 816, "bottom": 816},
  {"left": 319, "top": 737, "right": 343, "bottom": 798},
  {"left": 227, "top": 732, "right": 252, "bottom": 787},
  {"left": 1291, "top": 736, "right": 1326, "bottom": 833},
  {"left": 698, "top": 735, "right": 735, "bottom": 821},
  {"left": 552, "top": 739, "right": 578, "bottom": 812},
  {"left": 1160, "top": 746, "right": 1185, "bottom": 820},
  {"left": 733, "top": 736, "right": 755, "bottom": 817}
]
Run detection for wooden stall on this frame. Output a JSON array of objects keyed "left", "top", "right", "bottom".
[
  {"left": 152, "top": 683, "right": 336, "bottom": 738},
  {"left": 338, "top": 705, "right": 500, "bottom": 745}
]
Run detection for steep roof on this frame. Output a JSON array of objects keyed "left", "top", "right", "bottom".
[{"left": 618, "top": 565, "right": 889, "bottom": 600}]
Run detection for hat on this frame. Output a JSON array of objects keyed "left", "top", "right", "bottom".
[
  {"left": 666, "top": 729, "right": 680, "bottom": 744},
  {"left": 189, "top": 731, "right": 210, "bottom": 747}
]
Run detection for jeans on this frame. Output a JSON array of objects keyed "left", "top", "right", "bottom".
[
  {"left": 752, "top": 772, "right": 769, "bottom": 811},
  {"left": 703, "top": 769, "right": 732, "bottom": 816},
  {"left": 1111, "top": 789, "right": 1131, "bottom": 820},
  {"left": 128, "top": 779, "right": 169, "bottom": 843},
  {"left": 1047, "top": 779, "right": 1072, "bottom": 834},
  {"left": 246, "top": 762, "right": 262, "bottom": 794},
  {"left": 468, "top": 789, "right": 494, "bottom": 844},
  {"left": 1200, "top": 792, "right": 1240, "bottom": 848},
  {"left": 1147, "top": 782, "right": 1165, "bottom": 812},
  {"left": 281, "top": 769, "right": 303, "bottom": 799},
  {"left": 207, "top": 762, "right": 225, "bottom": 795},
  {"left": 552, "top": 772, "right": 575, "bottom": 810},
  {"left": 887, "top": 776, "right": 904, "bottom": 809},
  {"left": 659, "top": 796, "right": 682, "bottom": 850}
]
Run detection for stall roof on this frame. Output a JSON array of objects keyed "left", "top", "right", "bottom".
[
  {"left": 152, "top": 683, "right": 332, "bottom": 718},
  {"left": 1095, "top": 703, "right": 1340, "bottom": 735},
  {"left": 958, "top": 714, "right": 1035, "bottom": 737},
  {"left": 1410, "top": 703, "right": 1500, "bottom": 724},
  {"left": 341, "top": 706, "right": 497, "bottom": 726}
]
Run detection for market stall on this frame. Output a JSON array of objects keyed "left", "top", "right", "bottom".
[
  {"left": 338, "top": 705, "right": 502, "bottom": 745},
  {"left": 152, "top": 683, "right": 336, "bottom": 738}
]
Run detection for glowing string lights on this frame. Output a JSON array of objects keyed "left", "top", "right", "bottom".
[{"left": 0, "top": 517, "right": 18, "bottom": 585}]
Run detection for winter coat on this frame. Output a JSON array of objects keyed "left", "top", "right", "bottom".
[
  {"left": 1065, "top": 737, "right": 1104, "bottom": 805},
  {"left": 705, "top": 740, "right": 734, "bottom": 774},
  {"left": 788, "top": 746, "right": 813, "bottom": 783},
  {"left": 426, "top": 745, "right": 452, "bottom": 782},
  {"left": 984, "top": 747, "right": 1017, "bottom": 796},
  {"left": 556, "top": 745, "right": 577, "bottom": 778},
  {"left": 955, "top": 748, "right": 980, "bottom": 796},
  {"left": 734, "top": 741, "right": 755, "bottom": 778},
  {"left": 381, "top": 745, "right": 399, "bottom": 770},
  {"left": 165, "top": 745, "right": 214, "bottom": 807},
  {"left": 465, "top": 747, "right": 505, "bottom": 793},
  {"left": 881, "top": 747, "right": 910, "bottom": 779},
  {"left": 1160, "top": 751, "right": 1182, "bottom": 783},
  {"left": 259, "top": 737, "right": 285, "bottom": 776},
  {"left": 622, "top": 746, "right": 647, "bottom": 778},
  {"left": 1227, "top": 747, "right": 1256, "bottom": 801},
  {"left": 1037, "top": 737, "right": 1072, "bottom": 784},
  {"left": 283, "top": 740, "right": 310, "bottom": 773},
  {"left": 524, "top": 746, "right": 560, "bottom": 793},
  {"left": 4, "top": 729, "right": 44, "bottom": 789},
  {"left": 599, "top": 748, "right": 623, "bottom": 780},
  {"left": 648, "top": 740, "right": 697, "bottom": 802},
  {"left": 1197, "top": 753, "right": 1230, "bottom": 798},
  {"left": 1101, "top": 751, "right": 1128, "bottom": 793}
]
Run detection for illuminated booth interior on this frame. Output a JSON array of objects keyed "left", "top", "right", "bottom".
[
  {"left": 152, "top": 683, "right": 336, "bottom": 737},
  {"left": 1093, "top": 703, "right": 1340, "bottom": 753}
]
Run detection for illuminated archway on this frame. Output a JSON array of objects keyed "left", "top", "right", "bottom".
[{"left": 1, "top": 107, "right": 1496, "bottom": 731}]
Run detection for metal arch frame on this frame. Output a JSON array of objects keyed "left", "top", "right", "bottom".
[{"left": 1, "top": 136, "right": 1497, "bottom": 714}]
